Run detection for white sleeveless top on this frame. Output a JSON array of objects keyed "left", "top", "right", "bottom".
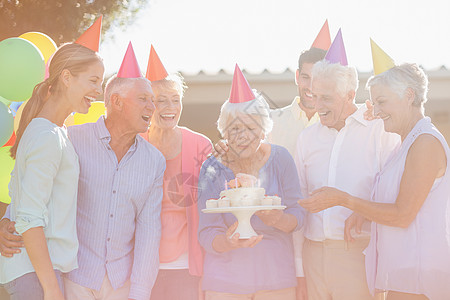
[{"left": 365, "top": 117, "right": 450, "bottom": 299}]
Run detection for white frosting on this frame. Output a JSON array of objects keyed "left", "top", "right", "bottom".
[
  {"left": 220, "top": 187, "right": 265, "bottom": 207},
  {"left": 206, "top": 199, "right": 218, "bottom": 208}
]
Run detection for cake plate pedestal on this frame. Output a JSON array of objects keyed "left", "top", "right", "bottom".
[{"left": 202, "top": 205, "right": 286, "bottom": 239}]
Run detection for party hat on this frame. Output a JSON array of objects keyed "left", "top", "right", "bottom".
[
  {"left": 325, "top": 28, "right": 348, "bottom": 66},
  {"left": 117, "top": 42, "right": 142, "bottom": 78},
  {"left": 311, "top": 20, "right": 331, "bottom": 51},
  {"left": 229, "top": 64, "right": 255, "bottom": 104},
  {"left": 370, "top": 39, "right": 395, "bottom": 75},
  {"left": 75, "top": 15, "right": 102, "bottom": 52},
  {"left": 146, "top": 45, "right": 168, "bottom": 81}
]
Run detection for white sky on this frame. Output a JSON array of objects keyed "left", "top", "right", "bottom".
[{"left": 100, "top": 0, "right": 450, "bottom": 76}]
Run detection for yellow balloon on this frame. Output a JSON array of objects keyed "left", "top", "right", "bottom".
[
  {"left": 64, "top": 113, "right": 75, "bottom": 127},
  {"left": 73, "top": 102, "right": 105, "bottom": 125},
  {"left": 13, "top": 102, "right": 26, "bottom": 133},
  {"left": 19, "top": 32, "right": 57, "bottom": 63}
]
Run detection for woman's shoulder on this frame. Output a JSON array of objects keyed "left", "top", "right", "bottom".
[
  {"left": 23, "top": 118, "right": 64, "bottom": 144},
  {"left": 180, "top": 126, "right": 211, "bottom": 143},
  {"left": 269, "top": 143, "right": 292, "bottom": 160},
  {"left": 17, "top": 119, "right": 66, "bottom": 160}
]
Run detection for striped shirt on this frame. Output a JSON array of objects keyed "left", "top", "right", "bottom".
[{"left": 66, "top": 117, "right": 165, "bottom": 300}]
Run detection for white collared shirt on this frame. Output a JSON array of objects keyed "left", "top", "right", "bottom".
[
  {"left": 268, "top": 97, "right": 319, "bottom": 277},
  {"left": 295, "top": 105, "right": 400, "bottom": 241},
  {"left": 268, "top": 97, "right": 319, "bottom": 157}
]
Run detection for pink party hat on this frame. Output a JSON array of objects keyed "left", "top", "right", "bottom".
[
  {"left": 311, "top": 20, "right": 331, "bottom": 51},
  {"left": 229, "top": 64, "right": 255, "bottom": 103},
  {"left": 325, "top": 28, "right": 348, "bottom": 66},
  {"left": 117, "top": 42, "right": 142, "bottom": 78},
  {"left": 146, "top": 45, "right": 168, "bottom": 81},
  {"left": 75, "top": 15, "right": 102, "bottom": 52}
]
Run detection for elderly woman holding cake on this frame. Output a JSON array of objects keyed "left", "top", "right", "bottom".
[
  {"left": 298, "top": 45, "right": 450, "bottom": 300},
  {"left": 197, "top": 65, "right": 304, "bottom": 300}
]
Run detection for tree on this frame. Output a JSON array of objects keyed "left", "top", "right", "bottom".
[{"left": 0, "top": 0, "right": 149, "bottom": 44}]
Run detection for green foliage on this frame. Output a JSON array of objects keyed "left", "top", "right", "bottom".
[{"left": 0, "top": 0, "right": 148, "bottom": 44}]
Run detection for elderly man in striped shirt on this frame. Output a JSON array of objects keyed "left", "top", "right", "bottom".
[{"left": 0, "top": 74, "right": 166, "bottom": 300}]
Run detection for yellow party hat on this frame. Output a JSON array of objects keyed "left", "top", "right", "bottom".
[{"left": 370, "top": 38, "right": 395, "bottom": 75}]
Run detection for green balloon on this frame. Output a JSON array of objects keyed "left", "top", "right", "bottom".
[
  {"left": 0, "top": 95, "right": 11, "bottom": 107},
  {"left": 0, "top": 146, "right": 14, "bottom": 204},
  {"left": 0, "top": 37, "right": 45, "bottom": 101},
  {"left": 0, "top": 101, "right": 14, "bottom": 147}
]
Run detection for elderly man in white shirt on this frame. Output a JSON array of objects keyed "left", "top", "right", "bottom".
[{"left": 295, "top": 60, "right": 400, "bottom": 300}]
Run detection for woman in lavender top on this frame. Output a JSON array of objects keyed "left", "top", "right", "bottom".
[{"left": 197, "top": 89, "right": 304, "bottom": 299}]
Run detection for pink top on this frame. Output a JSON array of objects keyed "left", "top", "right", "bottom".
[
  {"left": 140, "top": 127, "right": 212, "bottom": 276},
  {"left": 159, "top": 152, "right": 188, "bottom": 263},
  {"left": 365, "top": 118, "right": 450, "bottom": 298}
]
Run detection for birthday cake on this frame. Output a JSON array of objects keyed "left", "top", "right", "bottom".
[{"left": 205, "top": 173, "right": 281, "bottom": 208}]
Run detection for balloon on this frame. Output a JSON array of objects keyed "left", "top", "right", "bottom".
[
  {"left": 2, "top": 132, "right": 16, "bottom": 148},
  {"left": 14, "top": 102, "right": 26, "bottom": 133},
  {"left": 19, "top": 32, "right": 57, "bottom": 64},
  {"left": 0, "top": 95, "right": 11, "bottom": 107},
  {"left": 0, "top": 102, "right": 14, "bottom": 147},
  {"left": 0, "top": 38, "right": 45, "bottom": 101},
  {"left": 9, "top": 101, "right": 23, "bottom": 117},
  {"left": 0, "top": 146, "right": 14, "bottom": 204},
  {"left": 73, "top": 102, "right": 105, "bottom": 125}
]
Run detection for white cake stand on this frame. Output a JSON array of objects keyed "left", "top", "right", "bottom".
[{"left": 202, "top": 205, "right": 286, "bottom": 239}]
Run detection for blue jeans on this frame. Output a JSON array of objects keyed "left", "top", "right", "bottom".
[{"left": 1, "top": 270, "right": 64, "bottom": 300}]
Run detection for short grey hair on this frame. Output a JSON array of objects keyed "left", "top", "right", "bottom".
[
  {"left": 104, "top": 75, "right": 152, "bottom": 107},
  {"left": 366, "top": 63, "right": 429, "bottom": 108},
  {"left": 312, "top": 60, "right": 359, "bottom": 98},
  {"left": 151, "top": 72, "right": 187, "bottom": 98},
  {"left": 217, "top": 90, "right": 273, "bottom": 137}
]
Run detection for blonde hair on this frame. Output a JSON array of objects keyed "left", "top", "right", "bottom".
[
  {"left": 151, "top": 72, "right": 187, "bottom": 98},
  {"left": 10, "top": 43, "right": 102, "bottom": 159}
]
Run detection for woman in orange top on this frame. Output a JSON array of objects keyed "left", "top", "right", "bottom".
[{"left": 141, "top": 73, "right": 212, "bottom": 300}]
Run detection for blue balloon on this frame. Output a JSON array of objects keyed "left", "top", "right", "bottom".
[
  {"left": 0, "top": 102, "right": 14, "bottom": 147},
  {"left": 9, "top": 101, "right": 23, "bottom": 117}
]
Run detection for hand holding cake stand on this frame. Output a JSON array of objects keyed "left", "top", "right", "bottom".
[
  {"left": 202, "top": 204, "right": 286, "bottom": 239},
  {"left": 203, "top": 176, "right": 286, "bottom": 239}
]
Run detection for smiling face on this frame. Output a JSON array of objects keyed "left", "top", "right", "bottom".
[
  {"left": 223, "top": 113, "right": 264, "bottom": 159},
  {"left": 296, "top": 62, "right": 315, "bottom": 111},
  {"left": 312, "top": 77, "right": 355, "bottom": 131},
  {"left": 120, "top": 79, "right": 156, "bottom": 133},
  {"left": 151, "top": 86, "right": 182, "bottom": 130},
  {"left": 312, "top": 79, "right": 348, "bottom": 130},
  {"left": 370, "top": 84, "right": 410, "bottom": 134},
  {"left": 66, "top": 60, "right": 104, "bottom": 114}
]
